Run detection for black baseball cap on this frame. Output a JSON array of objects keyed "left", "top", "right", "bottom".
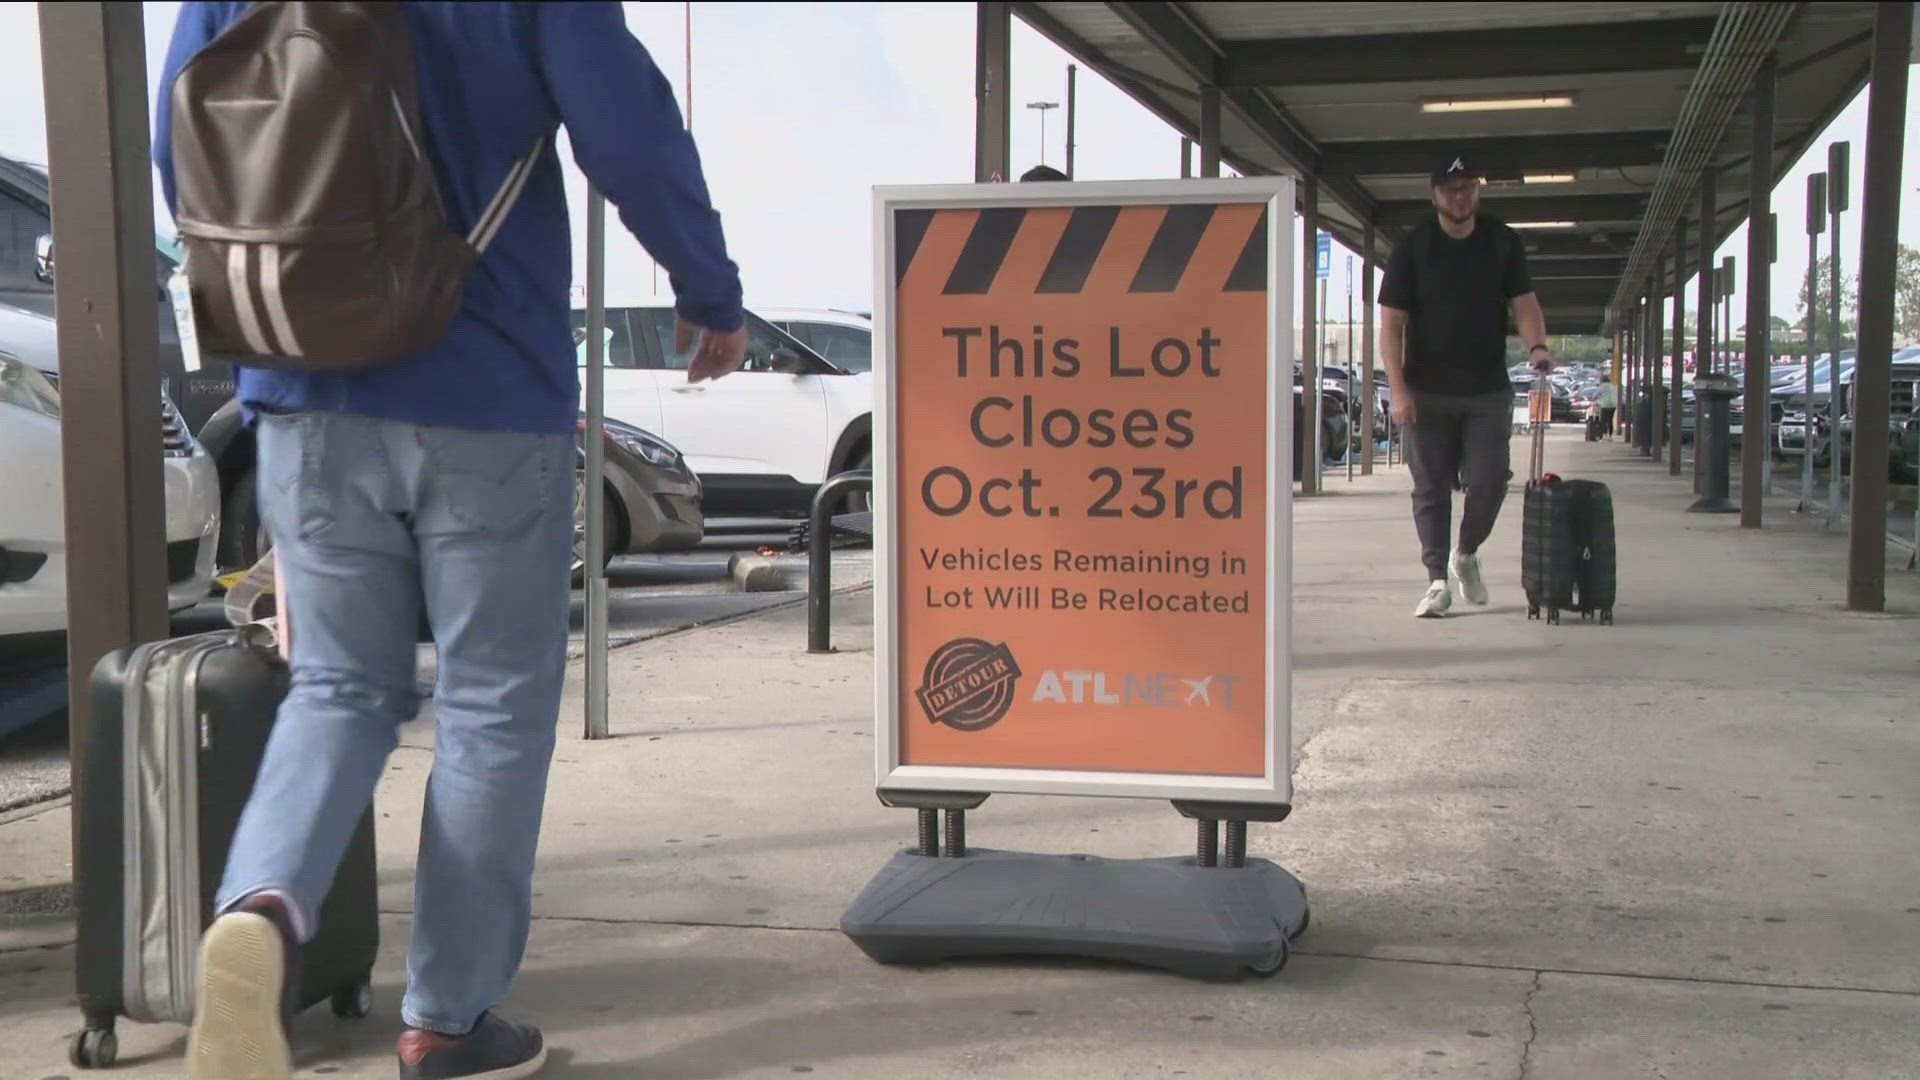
[{"left": 1431, "top": 155, "right": 1480, "bottom": 186}]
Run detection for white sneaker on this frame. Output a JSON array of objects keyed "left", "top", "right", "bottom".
[
  {"left": 1449, "top": 550, "right": 1488, "bottom": 606},
  {"left": 1415, "top": 580, "right": 1453, "bottom": 618}
]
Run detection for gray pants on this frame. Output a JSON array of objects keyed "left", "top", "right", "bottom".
[{"left": 1405, "top": 389, "right": 1514, "bottom": 580}]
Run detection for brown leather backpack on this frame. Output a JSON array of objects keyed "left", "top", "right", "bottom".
[{"left": 167, "top": 2, "right": 542, "bottom": 371}]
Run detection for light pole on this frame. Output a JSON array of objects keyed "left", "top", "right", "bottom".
[{"left": 1026, "top": 100, "right": 1058, "bottom": 167}]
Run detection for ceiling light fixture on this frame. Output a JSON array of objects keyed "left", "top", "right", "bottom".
[
  {"left": 1420, "top": 94, "right": 1576, "bottom": 113},
  {"left": 1523, "top": 172, "right": 1576, "bottom": 184},
  {"left": 1509, "top": 221, "right": 1578, "bottom": 230}
]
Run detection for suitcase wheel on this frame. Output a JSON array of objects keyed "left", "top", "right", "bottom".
[
  {"left": 1527, "top": 604, "right": 1540, "bottom": 620},
  {"left": 1547, "top": 607, "right": 1562, "bottom": 625},
  {"left": 69, "top": 1025, "right": 117, "bottom": 1070},
  {"left": 1599, "top": 609, "right": 1614, "bottom": 626},
  {"left": 332, "top": 978, "right": 376, "bottom": 1020}
]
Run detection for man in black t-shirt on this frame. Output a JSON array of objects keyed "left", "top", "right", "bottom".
[{"left": 1378, "top": 155, "right": 1554, "bottom": 618}]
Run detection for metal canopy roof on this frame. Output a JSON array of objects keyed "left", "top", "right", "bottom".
[{"left": 1011, "top": 2, "right": 1883, "bottom": 335}]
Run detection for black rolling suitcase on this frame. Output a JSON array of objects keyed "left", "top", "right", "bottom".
[
  {"left": 1584, "top": 412, "right": 1605, "bottom": 442},
  {"left": 1520, "top": 381, "right": 1617, "bottom": 626},
  {"left": 68, "top": 559, "right": 379, "bottom": 1070}
]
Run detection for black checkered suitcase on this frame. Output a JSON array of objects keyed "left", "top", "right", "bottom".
[{"left": 1520, "top": 382, "right": 1616, "bottom": 625}]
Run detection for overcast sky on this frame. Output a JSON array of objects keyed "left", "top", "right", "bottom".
[{"left": 0, "top": 2, "right": 1915, "bottom": 338}]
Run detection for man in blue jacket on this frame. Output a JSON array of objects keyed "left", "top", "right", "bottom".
[{"left": 154, "top": 5, "right": 746, "bottom": 1078}]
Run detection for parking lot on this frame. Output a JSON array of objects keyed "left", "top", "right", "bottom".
[{"left": 0, "top": 523, "right": 873, "bottom": 815}]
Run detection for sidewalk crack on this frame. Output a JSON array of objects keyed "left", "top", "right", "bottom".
[{"left": 1517, "top": 969, "right": 1543, "bottom": 1080}]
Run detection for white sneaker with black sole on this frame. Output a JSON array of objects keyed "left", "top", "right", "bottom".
[{"left": 1415, "top": 580, "right": 1452, "bottom": 618}]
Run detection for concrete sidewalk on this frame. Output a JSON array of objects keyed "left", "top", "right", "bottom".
[{"left": 4, "top": 429, "right": 1918, "bottom": 1079}]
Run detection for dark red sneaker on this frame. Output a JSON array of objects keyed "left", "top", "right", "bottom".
[{"left": 396, "top": 1012, "right": 547, "bottom": 1080}]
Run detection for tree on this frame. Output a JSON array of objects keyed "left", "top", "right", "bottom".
[
  {"left": 1896, "top": 244, "right": 1920, "bottom": 342},
  {"left": 1797, "top": 244, "right": 1920, "bottom": 346},
  {"left": 1797, "top": 254, "right": 1857, "bottom": 346}
]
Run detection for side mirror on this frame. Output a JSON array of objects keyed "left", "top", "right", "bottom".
[
  {"left": 34, "top": 234, "right": 52, "bottom": 284},
  {"left": 769, "top": 345, "right": 808, "bottom": 375}
]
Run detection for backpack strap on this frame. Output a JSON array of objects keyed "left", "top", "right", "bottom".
[{"left": 466, "top": 135, "right": 550, "bottom": 254}]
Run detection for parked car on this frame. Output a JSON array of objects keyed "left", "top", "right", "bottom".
[
  {"left": 1777, "top": 350, "right": 1920, "bottom": 480},
  {"left": 0, "top": 156, "right": 239, "bottom": 437},
  {"left": 196, "top": 395, "right": 702, "bottom": 579},
  {"left": 1290, "top": 365, "right": 1350, "bottom": 468},
  {"left": 571, "top": 411, "right": 705, "bottom": 578},
  {"left": 0, "top": 302, "right": 220, "bottom": 641},
  {"left": 762, "top": 308, "right": 873, "bottom": 373},
  {"left": 570, "top": 300, "right": 872, "bottom": 518}
]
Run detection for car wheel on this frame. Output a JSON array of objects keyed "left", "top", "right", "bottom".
[
  {"left": 219, "top": 466, "right": 271, "bottom": 570},
  {"left": 571, "top": 469, "right": 621, "bottom": 583},
  {"left": 843, "top": 449, "right": 873, "bottom": 514}
]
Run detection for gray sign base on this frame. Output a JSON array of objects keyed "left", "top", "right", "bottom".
[{"left": 839, "top": 847, "right": 1310, "bottom": 981}]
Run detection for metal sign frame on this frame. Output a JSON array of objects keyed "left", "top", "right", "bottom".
[{"left": 871, "top": 177, "right": 1296, "bottom": 806}]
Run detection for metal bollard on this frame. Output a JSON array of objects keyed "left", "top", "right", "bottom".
[
  {"left": 807, "top": 469, "right": 873, "bottom": 653},
  {"left": 1689, "top": 373, "right": 1740, "bottom": 514}
]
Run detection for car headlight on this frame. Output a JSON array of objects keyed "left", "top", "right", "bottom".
[
  {"left": 0, "top": 351, "right": 59, "bottom": 419},
  {"left": 612, "top": 430, "right": 683, "bottom": 471}
]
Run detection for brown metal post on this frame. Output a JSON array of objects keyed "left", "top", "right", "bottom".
[
  {"left": 1650, "top": 279, "right": 1665, "bottom": 462},
  {"left": 1670, "top": 221, "right": 1687, "bottom": 475},
  {"left": 974, "top": 2, "right": 1010, "bottom": 182},
  {"left": 1300, "top": 174, "right": 1320, "bottom": 495},
  {"left": 1198, "top": 86, "right": 1221, "bottom": 178},
  {"left": 1697, "top": 173, "right": 1716, "bottom": 492},
  {"left": 1741, "top": 62, "right": 1774, "bottom": 528},
  {"left": 1628, "top": 307, "right": 1643, "bottom": 441},
  {"left": 1361, "top": 220, "right": 1377, "bottom": 476},
  {"left": 1846, "top": 0, "right": 1911, "bottom": 612},
  {"left": 39, "top": 0, "right": 171, "bottom": 880}
]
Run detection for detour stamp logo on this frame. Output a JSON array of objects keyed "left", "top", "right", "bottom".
[{"left": 916, "top": 638, "right": 1023, "bottom": 731}]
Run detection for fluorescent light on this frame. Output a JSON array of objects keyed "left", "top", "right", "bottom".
[
  {"left": 1523, "top": 172, "right": 1576, "bottom": 184},
  {"left": 1421, "top": 94, "right": 1576, "bottom": 113},
  {"left": 1509, "top": 221, "right": 1578, "bottom": 230}
]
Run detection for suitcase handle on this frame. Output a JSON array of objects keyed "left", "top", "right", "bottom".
[{"left": 1527, "top": 375, "right": 1550, "bottom": 484}]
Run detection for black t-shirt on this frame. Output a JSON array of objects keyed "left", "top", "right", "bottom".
[{"left": 1378, "top": 216, "right": 1534, "bottom": 396}]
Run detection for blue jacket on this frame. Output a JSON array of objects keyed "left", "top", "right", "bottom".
[{"left": 153, "top": 1, "right": 744, "bottom": 435}]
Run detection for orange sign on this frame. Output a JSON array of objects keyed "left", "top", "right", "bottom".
[{"left": 876, "top": 180, "right": 1293, "bottom": 803}]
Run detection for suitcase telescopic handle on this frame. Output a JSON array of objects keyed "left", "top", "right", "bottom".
[{"left": 1528, "top": 374, "right": 1549, "bottom": 484}]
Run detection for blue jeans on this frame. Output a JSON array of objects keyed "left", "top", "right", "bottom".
[{"left": 216, "top": 410, "right": 574, "bottom": 1035}]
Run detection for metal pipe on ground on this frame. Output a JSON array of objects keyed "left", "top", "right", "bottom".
[
  {"left": 584, "top": 189, "right": 609, "bottom": 740},
  {"left": 807, "top": 470, "right": 873, "bottom": 653}
]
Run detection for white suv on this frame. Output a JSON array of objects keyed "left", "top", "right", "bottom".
[
  {"left": 0, "top": 302, "right": 221, "bottom": 640},
  {"left": 762, "top": 308, "right": 872, "bottom": 373},
  {"left": 572, "top": 300, "right": 872, "bottom": 517}
]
